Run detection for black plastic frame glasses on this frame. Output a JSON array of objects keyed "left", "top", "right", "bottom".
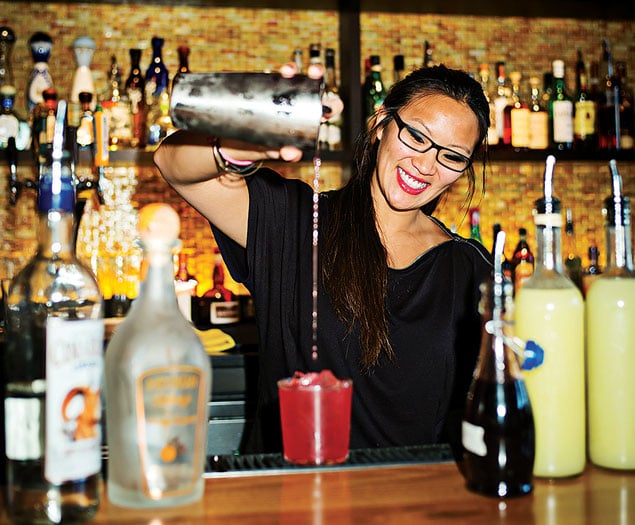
[{"left": 392, "top": 113, "right": 473, "bottom": 173}]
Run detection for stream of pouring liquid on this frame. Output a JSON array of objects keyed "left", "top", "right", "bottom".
[{"left": 311, "top": 153, "right": 321, "bottom": 362}]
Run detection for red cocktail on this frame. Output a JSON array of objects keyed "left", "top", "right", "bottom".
[{"left": 278, "top": 370, "right": 353, "bottom": 465}]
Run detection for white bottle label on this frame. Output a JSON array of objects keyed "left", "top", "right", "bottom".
[
  {"left": 528, "top": 111, "right": 549, "bottom": 149},
  {"left": 45, "top": 317, "right": 104, "bottom": 485},
  {"left": 5, "top": 395, "right": 44, "bottom": 460},
  {"left": 511, "top": 107, "right": 530, "bottom": 148},
  {"left": 210, "top": 300, "right": 240, "bottom": 325},
  {"left": 552, "top": 100, "right": 574, "bottom": 143},
  {"left": 462, "top": 420, "right": 487, "bottom": 457}
]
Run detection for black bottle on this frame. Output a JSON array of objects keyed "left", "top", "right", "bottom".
[{"left": 462, "top": 230, "right": 535, "bottom": 498}]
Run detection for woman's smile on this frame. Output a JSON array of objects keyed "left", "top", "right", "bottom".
[{"left": 397, "top": 165, "right": 430, "bottom": 195}]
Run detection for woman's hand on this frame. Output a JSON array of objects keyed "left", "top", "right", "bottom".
[{"left": 277, "top": 61, "right": 344, "bottom": 161}]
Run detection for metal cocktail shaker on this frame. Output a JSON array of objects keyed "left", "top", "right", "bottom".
[{"left": 170, "top": 72, "right": 324, "bottom": 149}]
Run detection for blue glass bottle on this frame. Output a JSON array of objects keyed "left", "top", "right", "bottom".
[{"left": 145, "top": 36, "right": 169, "bottom": 99}]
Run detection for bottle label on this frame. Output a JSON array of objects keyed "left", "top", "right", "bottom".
[
  {"left": 107, "top": 102, "right": 133, "bottom": 146},
  {"left": 552, "top": 100, "right": 574, "bottom": 143},
  {"left": 528, "top": 111, "right": 549, "bottom": 149},
  {"left": 4, "top": 381, "right": 46, "bottom": 461},
  {"left": 494, "top": 96, "right": 508, "bottom": 139},
  {"left": 136, "top": 366, "right": 206, "bottom": 499},
  {"left": 574, "top": 100, "right": 596, "bottom": 137},
  {"left": 210, "top": 300, "right": 241, "bottom": 325},
  {"left": 511, "top": 107, "right": 530, "bottom": 148},
  {"left": 45, "top": 318, "right": 105, "bottom": 485},
  {"left": 462, "top": 420, "right": 487, "bottom": 457}
]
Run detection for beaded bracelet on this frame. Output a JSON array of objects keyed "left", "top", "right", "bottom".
[{"left": 210, "top": 138, "right": 263, "bottom": 177}]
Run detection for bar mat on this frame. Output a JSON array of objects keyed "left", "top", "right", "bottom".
[{"left": 204, "top": 443, "right": 454, "bottom": 477}]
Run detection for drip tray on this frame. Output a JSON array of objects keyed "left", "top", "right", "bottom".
[{"left": 204, "top": 443, "right": 454, "bottom": 477}]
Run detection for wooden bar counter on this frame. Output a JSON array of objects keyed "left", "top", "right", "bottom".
[{"left": 82, "top": 460, "right": 634, "bottom": 524}]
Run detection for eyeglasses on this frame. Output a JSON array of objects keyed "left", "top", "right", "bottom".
[{"left": 392, "top": 113, "right": 473, "bottom": 173}]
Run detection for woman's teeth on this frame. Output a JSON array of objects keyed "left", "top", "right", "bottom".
[{"left": 398, "top": 167, "right": 428, "bottom": 190}]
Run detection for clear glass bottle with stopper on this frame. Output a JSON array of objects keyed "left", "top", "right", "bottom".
[
  {"left": 4, "top": 100, "right": 105, "bottom": 523},
  {"left": 514, "top": 155, "right": 585, "bottom": 478},
  {"left": 462, "top": 230, "right": 538, "bottom": 498},
  {"left": 586, "top": 159, "right": 635, "bottom": 470},
  {"left": 105, "top": 203, "right": 211, "bottom": 508}
]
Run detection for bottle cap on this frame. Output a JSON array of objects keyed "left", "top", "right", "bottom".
[
  {"left": 393, "top": 54, "right": 405, "bottom": 71},
  {"left": 138, "top": 203, "right": 180, "bottom": 243},
  {"left": 370, "top": 55, "right": 381, "bottom": 66}
]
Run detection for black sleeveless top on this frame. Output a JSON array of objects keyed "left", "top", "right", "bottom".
[{"left": 212, "top": 169, "right": 493, "bottom": 453}]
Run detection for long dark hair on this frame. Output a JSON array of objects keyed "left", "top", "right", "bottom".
[{"left": 322, "top": 64, "right": 490, "bottom": 371}]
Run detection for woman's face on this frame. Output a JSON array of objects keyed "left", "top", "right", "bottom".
[{"left": 373, "top": 93, "right": 480, "bottom": 213}]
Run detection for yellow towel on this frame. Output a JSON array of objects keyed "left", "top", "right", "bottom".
[{"left": 194, "top": 328, "right": 236, "bottom": 355}]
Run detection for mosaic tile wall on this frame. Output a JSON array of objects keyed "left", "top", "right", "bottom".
[{"left": 1, "top": 2, "right": 634, "bottom": 292}]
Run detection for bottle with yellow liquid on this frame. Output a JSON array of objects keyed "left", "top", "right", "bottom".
[
  {"left": 587, "top": 160, "right": 635, "bottom": 470},
  {"left": 514, "top": 155, "right": 585, "bottom": 478}
]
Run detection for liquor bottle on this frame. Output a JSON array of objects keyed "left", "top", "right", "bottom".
[
  {"left": 548, "top": 60, "right": 574, "bottom": 151},
  {"left": 322, "top": 47, "right": 342, "bottom": 151},
  {"left": 597, "top": 40, "right": 619, "bottom": 150},
  {"left": 462, "top": 230, "right": 535, "bottom": 498},
  {"left": 542, "top": 72, "right": 553, "bottom": 111},
  {"left": 587, "top": 160, "right": 635, "bottom": 470},
  {"left": 0, "top": 26, "right": 16, "bottom": 88},
  {"left": 292, "top": 48, "right": 303, "bottom": 73},
  {"left": 363, "top": 55, "right": 386, "bottom": 126},
  {"left": 615, "top": 62, "right": 634, "bottom": 150},
  {"left": 26, "top": 31, "right": 54, "bottom": 113},
  {"left": 70, "top": 36, "right": 97, "bottom": 112},
  {"left": 582, "top": 245, "right": 602, "bottom": 297},
  {"left": 308, "top": 42, "right": 321, "bottom": 67},
  {"left": 478, "top": 63, "right": 499, "bottom": 147},
  {"left": 563, "top": 208, "right": 583, "bottom": 293},
  {"left": 514, "top": 155, "right": 585, "bottom": 478},
  {"left": 177, "top": 45, "right": 191, "bottom": 76},
  {"left": 4, "top": 100, "right": 105, "bottom": 523},
  {"left": 469, "top": 207, "right": 483, "bottom": 244},
  {"left": 0, "top": 85, "right": 31, "bottom": 150},
  {"left": 393, "top": 54, "right": 405, "bottom": 86},
  {"left": 102, "top": 54, "right": 132, "bottom": 150},
  {"left": 422, "top": 40, "right": 434, "bottom": 68},
  {"left": 125, "top": 48, "right": 146, "bottom": 148},
  {"left": 192, "top": 248, "right": 240, "bottom": 329},
  {"left": 491, "top": 223, "right": 512, "bottom": 281},
  {"left": 573, "top": 50, "right": 597, "bottom": 151},
  {"left": 31, "top": 87, "right": 57, "bottom": 167},
  {"left": 511, "top": 227, "right": 534, "bottom": 294},
  {"left": 507, "top": 71, "right": 530, "bottom": 150},
  {"left": 76, "top": 91, "right": 94, "bottom": 150},
  {"left": 175, "top": 250, "right": 198, "bottom": 323},
  {"left": 93, "top": 98, "right": 109, "bottom": 171},
  {"left": 528, "top": 76, "right": 549, "bottom": 150},
  {"left": 493, "top": 61, "right": 512, "bottom": 145},
  {"left": 145, "top": 36, "right": 169, "bottom": 99},
  {"left": 105, "top": 203, "right": 211, "bottom": 508},
  {"left": 146, "top": 86, "right": 174, "bottom": 148}
]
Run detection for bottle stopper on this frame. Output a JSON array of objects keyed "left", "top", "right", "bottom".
[{"left": 137, "top": 203, "right": 180, "bottom": 244}]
